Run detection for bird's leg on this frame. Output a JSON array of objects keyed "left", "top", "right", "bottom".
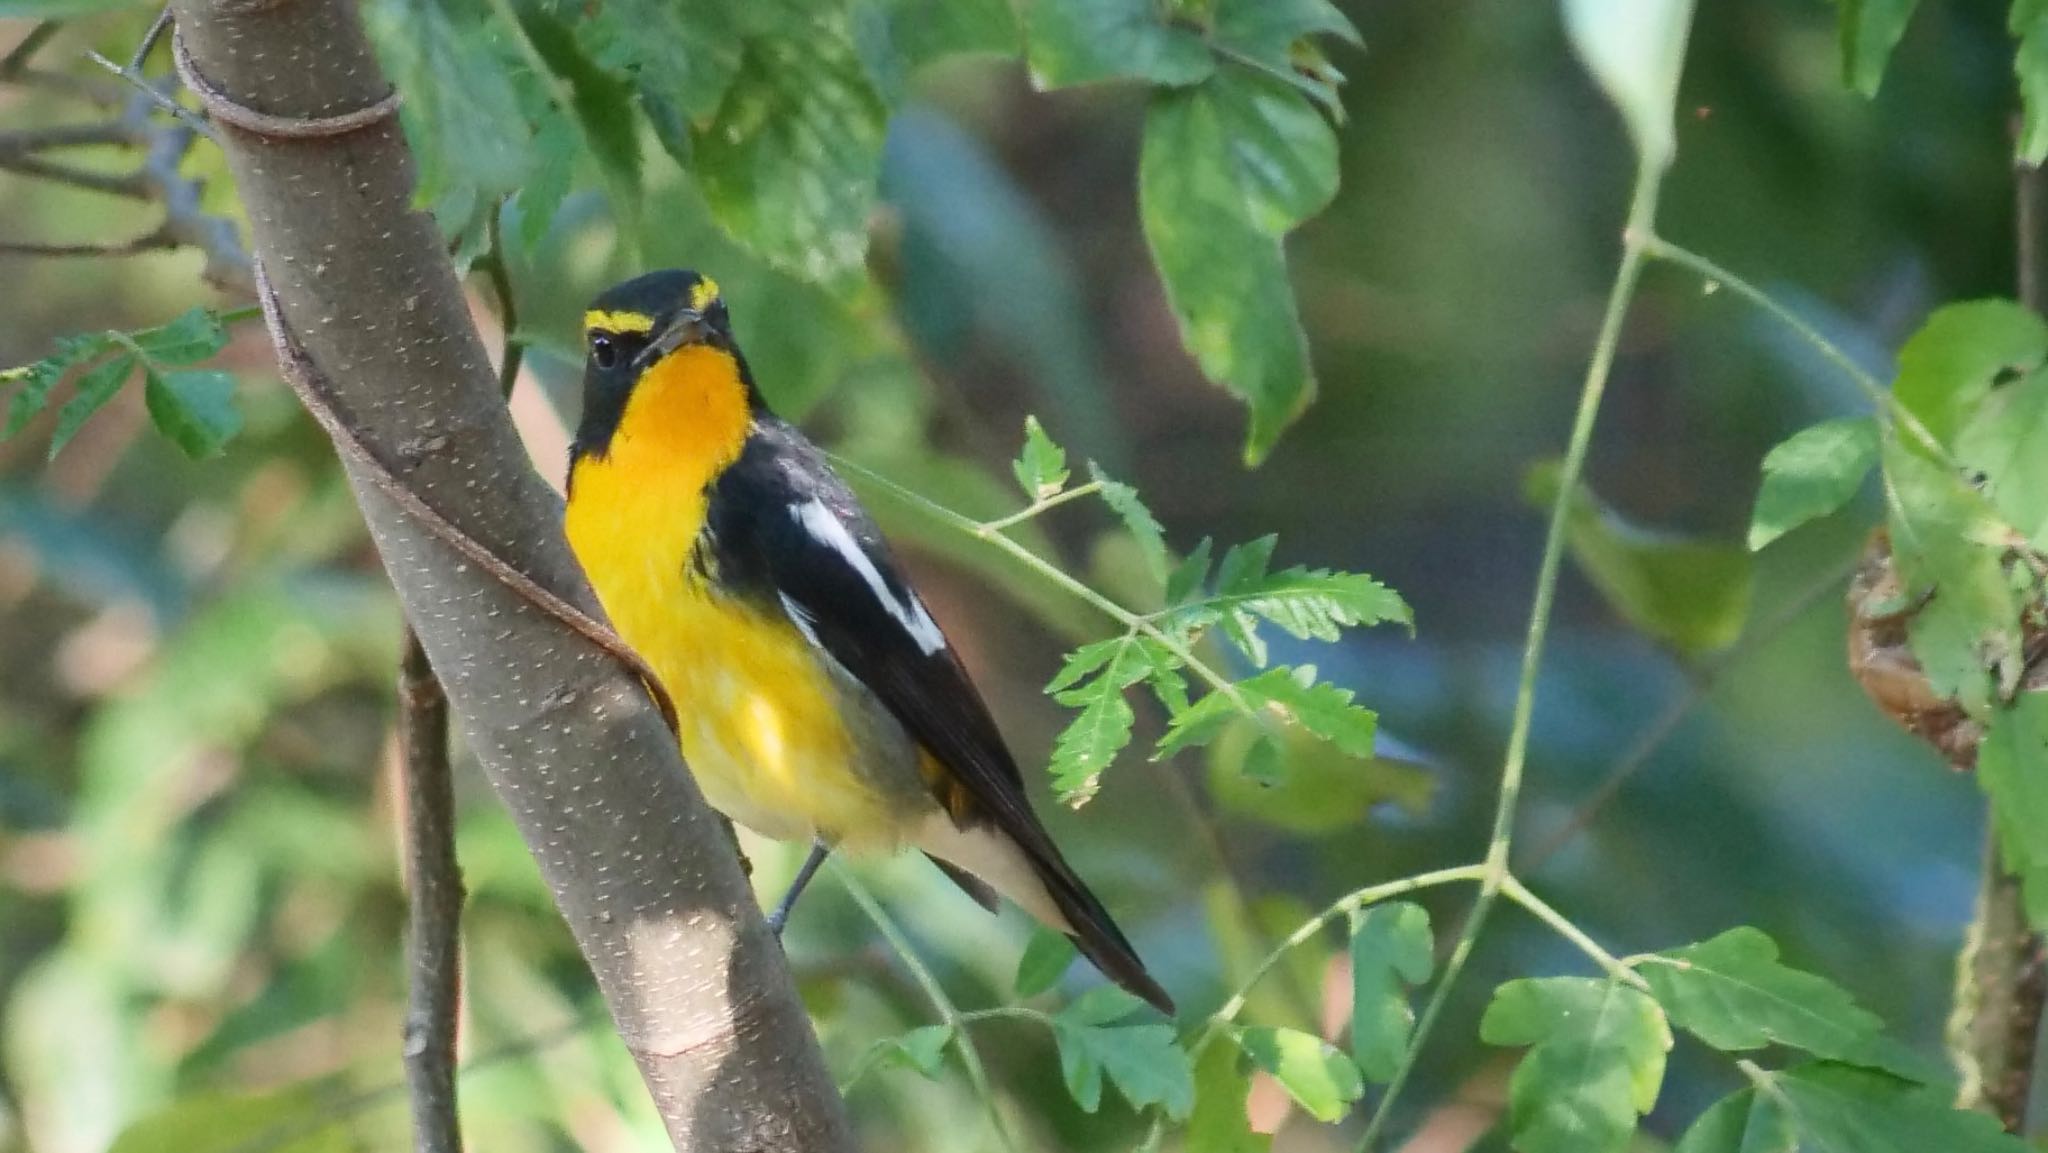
[{"left": 766, "top": 839, "right": 830, "bottom": 937}]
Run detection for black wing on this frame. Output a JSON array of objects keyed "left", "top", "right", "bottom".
[{"left": 705, "top": 419, "right": 1170, "bottom": 1011}]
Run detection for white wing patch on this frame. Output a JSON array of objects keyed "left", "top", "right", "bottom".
[{"left": 789, "top": 498, "right": 948, "bottom": 655}]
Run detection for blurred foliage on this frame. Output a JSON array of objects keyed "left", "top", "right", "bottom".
[{"left": 3, "top": 0, "right": 2048, "bottom": 1151}]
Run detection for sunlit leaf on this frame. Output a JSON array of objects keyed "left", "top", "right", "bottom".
[
  {"left": 1014, "top": 415, "right": 1070, "bottom": 499},
  {"left": 1562, "top": 0, "right": 1695, "bottom": 168},
  {"left": 1187, "top": 1041, "right": 1269, "bottom": 1153},
  {"left": 1955, "top": 364, "right": 2048, "bottom": 545},
  {"left": 1234, "top": 1026, "right": 1364, "bottom": 1123},
  {"left": 1748, "top": 417, "right": 1880, "bottom": 551},
  {"left": 1022, "top": 0, "right": 1213, "bottom": 88},
  {"left": 1350, "top": 902, "right": 1433, "bottom": 1082},
  {"left": 2020, "top": 12, "right": 2048, "bottom": 165},
  {"left": 1481, "top": 976, "right": 1672, "bottom": 1153},
  {"left": 1159, "top": 665, "right": 1376, "bottom": 760},
  {"left": 1890, "top": 300, "right": 2048, "bottom": 447},
  {"left": 1092, "top": 464, "right": 1170, "bottom": 583},
  {"left": 1141, "top": 66, "right": 1336, "bottom": 463}
]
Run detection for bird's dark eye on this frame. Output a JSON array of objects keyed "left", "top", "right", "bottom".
[{"left": 590, "top": 333, "right": 618, "bottom": 369}]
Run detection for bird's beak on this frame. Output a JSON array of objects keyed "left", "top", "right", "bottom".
[{"left": 637, "top": 308, "right": 709, "bottom": 368}]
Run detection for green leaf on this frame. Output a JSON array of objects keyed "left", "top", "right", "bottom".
[
  {"left": 1955, "top": 364, "right": 2048, "bottom": 545},
  {"left": 693, "top": 19, "right": 889, "bottom": 284},
  {"left": 516, "top": 109, "right": 579, "bottom": 250},
  {"left": 1748, "top": 417, "right": 1880, "bottom": 551},
  {"left": 1978, "top": 696, "right": 2048, "bottom": 929},
  {"left": 1160, "top": 665, "right": 1376, "bottom": 760},
  {"left": 1209, "top": 0, "right": 1358, "bottom": 115},
  {"left": 586, "top": 0, "right": 743, "bottom": 129},
  {"left": 1637, "top": 926, "right": 1933, "bottom": 1079},
  {"left": 107, "top": 1084, "right": 353, "bottom": 1153},
  {"left": 1142, "top": 65, "right": 1336, "bottom": 463},
  {"left": 1562, "top": 0, "right": 1695, "bottom": 168},
  {"left": 1890, "top": 300, "right": 2048, "bottom": 447},
  {"left": 1051, "top": 684, "right": 1137, "bottom": 805},
  {"left": 1016, "top": 927, "right": 1079, "bottom": 997},
  {"left": 133, "top": 308, "right": 230, "bottom": 366},
  {"left": 1014, "top": 415, "right": 1070, "bottom": 499},
  {"left": 1839, "top": 0, "right": 1922, "bottom": 97},
  {"left": 1350, "top": 902, "right": 1433, "bottom": 1082},
  {"left": 1480, "top": 976, "right": 1673, "bottom": 1153},
  {"left": 48, "top": 354, "right": 136, "bottom": 459},
  {"left": 858, "top": 1023, "right": 956, "bottom": 1081},
  {"left": 516, "top": 6, "right": 643, "bottom": 210},
  {"left": 366, "top": 0, "right": 533, "bottom": 233},
  {"left": 1882, "top": 441, "right": 2024, "bottom": 716},
  {"left": 1167, "top": 537, "right": 1215, "bottom": 606},
  {"left": 143, "top": 369, "right": 242, "bottom": 459},
  {"left": 1206, "top": 716, "right": 1433, "bottom": 832},
  {"left": 1527, "top": 461, "right": 1753, "bottom": 657},
  {"left": 1233, "top": 1026, "right": 1364, "bottom": 1123},
  {"left": 1185, "top": 561, "right": 1412, "bottom": 647},
  {"left": 1678, "top": 1064, "right": 2028, "bottom": 1153},
  {"left": 875, "top": 0, "right": 1017, "bottom": 70},
  {"left": 1092, "top": 464, "right": 1170, "bottom": 583},
  {"left": 4, "top": 335, "right": 111, "bottom": 437},
  {"left": 1186, "top": 1041, "right": 1270, "bottom": 1153},
  {"left": 1052, "top": 1017, "right": 1195, "bottom": 1118},
  {"left": 1022, "top": 0, "right": 1213, "bottom": 88},
  {"left": 1059, "top": 984, "right": 1150, "bottom": 1025},
  {"left": 2020, "top": 13, "right": 2048, "bottom": 165}
]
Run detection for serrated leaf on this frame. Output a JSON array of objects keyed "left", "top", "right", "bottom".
[
  {"left": 49, "top": 354, "right": 135, "bottom": 459},
  {"left": 1217, "top": 535, "right": 1277, "bottom": 592},
  {"left": 143, "top": 369, "right": 242, "bottom": 459},
  {"left": 1052, "top": 1018, "right": 1195, "bottom": 1118},
  {"left": 1142, "top": 65, "right": 1335, "bottom": 463},
  {"left": 1882, "top": 441, "right": 2024, "bottom": 716},
  {"left": 366, "top": 0, "right": 532, "bottom": 234},
  {"left": 1955, "top": 364, "right": 2048, "bottom": 545},
  {"left": 1188, "top": 565, "right": 1412, "bottom": 643},
  {"left": 1092, "top": 464, "right": 1170, "bottom": 582},
  {"left": 1159, "top": 665, "right": 1377, "bottom": 760},
  {"left": 1978, "top": 696, "right": 2048, "bottom": 929},
  {"left": 1350, "top": 902, "right": 1433, "bottom": 1082},
  {"left": 1187, "top": 1041, "right": 1269, "bottom": 1153},
  {"left": 5, "top": 339, "right": 110, "bottom": 437},
  {"left": 1681, "top": 1064, "right": 2029, "bottom": 1153},
  {"left": 1014, "top": 415, "right": 1070, "bottom": 499},
  {"left": 1016, "top": 927, "right": 1079, "bottom": 998},
  {"left": 1562, "top": 0, "right": 1695, "bottom": 169},
  {"left": 693, "top": 21, "right": 888, "bottom": 284},
  {"left": 1480, "top": 976, "right": 1673, "bottom": 1153},
  {"left": 1233, "top": 1026, "right": 1364, "bottom": 1123},
  {"left": 1839, "top": 0, "right": 1922, "bottom": 97},
  {"left": 1167, "top": 536, "right": 1215, "bottom": 605},
  {"left": 1637, "top": 927, "right": 1931, "bottom": 1079},
  {"left": 1748, "top": 417, "right": 1880, "bottom": 551},
  {"left": 1527, "top": 461, "right": 1753, "bottom": 657},
  {"left": 1022, "top": 0, "right": 1213, "bottom": 89},
  {"left": 1890, "top": 300, "right": 2048, "bottom": 447},
  {"left": 516, "top": 7, "right": 642, "bottom": 212},
  {"left": 1051, "top": 686, "right": 1136, "bottom": 805},
  {"left": 133, "top": 308, "right": 229, "bottom": 366}
]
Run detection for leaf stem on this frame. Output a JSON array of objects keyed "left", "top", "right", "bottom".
[
  {"left": 1498, "top": 874, "right": 1645, "bottom": 988},
  {"left": 834, "top": 864, "right": 1020, "bottom": 1153},
  {"left": 1638, "top": 236, "right": 1953, "bottom": 464},
  {"left": 979, "top": 481, "right": 1104, "bottom": 534},
  {"left": 1357, "top": 150, "right": 1671, "bottom": 1151}
]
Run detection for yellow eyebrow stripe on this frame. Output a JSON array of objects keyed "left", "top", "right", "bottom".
[
  {"left": 585, "top": 309, "right": 655, "bottom": 334},
  {"left": 689, "top": 276, "right": 720, "bottom": 312}
]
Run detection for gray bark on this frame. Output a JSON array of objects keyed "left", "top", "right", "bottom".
[{"left": 164, "top": 1, "right": 855, "bottom": 1146}]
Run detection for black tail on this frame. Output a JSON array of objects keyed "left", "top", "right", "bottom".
[{"left": 1037, "top": 854, "right": 1175, "bottom": 1015}]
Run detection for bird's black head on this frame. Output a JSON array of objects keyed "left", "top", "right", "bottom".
[{"left": 572, "top": 268, "right": 752, "bottom": 460}]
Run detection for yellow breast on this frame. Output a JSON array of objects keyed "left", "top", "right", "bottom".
[{"left": 563, "top": 346, "right": 908, "bottom": 849}]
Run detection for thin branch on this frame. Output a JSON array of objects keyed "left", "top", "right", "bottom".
[
  {"left": 0, "top": 151, "right": 150, "bottom": 198},
  {"left": 84, "top": 49, "right": 218, "bottom": 142},
  {"left": 131, "top": 7, "right": 175, "bottom": 73},
  {"left": 0, "top": 122, "right": 134, "bottom": 151},
  {"left": 398, "top": 631, "right": 465, "bottom": 1153},
  {"left": 1, "top": 23, "right": 60, "bottom": 77},
  {"left": 0, "top": 231, "right": 177, "bottom": 257},
  {"left": 835, "top": 864, "right": 1021, "bottom": 1153}
]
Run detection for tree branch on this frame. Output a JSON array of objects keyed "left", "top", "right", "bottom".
[
  {"left": 162, "top": 2, "right": 853, "bottom": 1147},
  {"left": 398, "top": 630, "right": 464, "bottom": 1153}
]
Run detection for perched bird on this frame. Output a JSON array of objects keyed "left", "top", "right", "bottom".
[{"left": 563, "top": 269, "right": 1172, "bottom": 1013}]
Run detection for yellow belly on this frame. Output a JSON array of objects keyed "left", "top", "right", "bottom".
[{"left": 565, "top": 450, "right": 912, "bottom": 851}]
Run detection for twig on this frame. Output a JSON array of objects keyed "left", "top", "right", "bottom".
[
  {"left": 398, "top": 631, "right": 465, "bottom": 1153},
  {"left": 131, "top": 7, "right": 175, "bottom": 73},
  {"left": 84, "top": 50, "right": 217, "bottom": 142},
  {"left": 0, "top": 22, "right": 60, "bottom": 79},
  {"left": 0, "top": 232, "right": 176, "bottom": 257},
  {"left": 0, "top": 151, "right": 149, "bottom": 198}
]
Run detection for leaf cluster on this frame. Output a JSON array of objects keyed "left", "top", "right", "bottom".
[{"left": 1, "top": 307, "right": 243, "bottom": 460}]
